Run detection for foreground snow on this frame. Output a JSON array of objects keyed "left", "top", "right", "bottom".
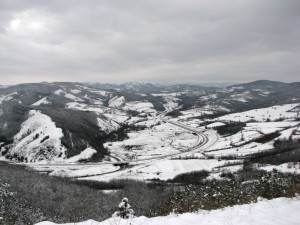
[{"left": 36, "top": 196, "right": 300, "bottom": 225}]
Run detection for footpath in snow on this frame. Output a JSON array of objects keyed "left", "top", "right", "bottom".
[{"left": 36, "top": 196, "right": 300, "bottom": 225}]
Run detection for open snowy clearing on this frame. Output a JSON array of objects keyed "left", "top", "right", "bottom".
[
  {"left": 104, "top": 123, "right": 199, "bottom": 161},
  {"left": 214, "top": 103, "right": 300, "bottom": 122},
  {"left": 131, "top": 159, "right": 222, "bottom": 180},
  {"left": 205, "top": 120, "right": 300, "bottom": 158},
  {"left": 260, "top": 162, "right": 300, "bottom": 174},
  {"left": 31, "top": 97, "right": 51, "bottom": 106},
  {"left": 78, "top": 159, "right": 222, "bottom": 181},
  {"left": 35, "top": 196, "right": 300, "bottom": 225},
  {"left": 30, "top": 163, "right": 120, "bottom": 178}
]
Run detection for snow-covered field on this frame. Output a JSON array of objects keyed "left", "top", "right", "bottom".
[
  {"left": 215, "top": 103, "right": 300, "bottom": 122},
  {"left": 104, "top": 122, "right": 198, "bottom": 161},
  {"left": 131, "top": 159, "right": 222, "bottom": 180},
  {"left": 35, "top": 196, "right": 300, "bottom": 225},
  {"left": 204, "top": 104, "right": 300, "bottom": 158},
  {"left": 261, "top": 162, "right": 300, "bottom": 175},
  {"left": 123, "top": 102, "right": 156, "bottom": 114},
  {"left": 30, "top": 163, "right": 120, "bottom": 178},
  {"left": 49, "top": 164, "right": 120, "bottom": 178}
]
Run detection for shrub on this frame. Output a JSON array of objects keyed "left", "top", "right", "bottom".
[
  {"left": 165, "top": 110, "right": 182, "bottom": 118},
  {"left": 215, "top": 122, "right": 246, "bottom": 136},
  {"left": 153, "top": 171, "right": 300, "bottom": 215},
  {"left": 254, "top": 132, "right": 280, "bottom": 143},
  {"left": 168, "top": 170, "right": 210, "bottom": 184}
]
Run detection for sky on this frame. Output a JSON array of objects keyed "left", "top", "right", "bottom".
[{"left": 0, "top": 0, "right": 299, "bottom": 85}]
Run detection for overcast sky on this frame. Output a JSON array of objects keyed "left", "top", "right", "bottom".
[{"left": 0, "top": 0, "right": 299, "bottom": 85}]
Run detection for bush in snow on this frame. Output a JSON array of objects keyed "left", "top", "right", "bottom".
[{"left": 113, "top": 197, "right": 134, "bottom": 219}]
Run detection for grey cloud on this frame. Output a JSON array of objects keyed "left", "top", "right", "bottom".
[{"left": 0, "top": 0, "right": 299, "bottom": 84}]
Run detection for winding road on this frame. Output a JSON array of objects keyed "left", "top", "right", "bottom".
[
  {"left": 164, "top": 119, "right": 219, "bottom": 154},
  {"left": 26, "top": 114, "right": 219, "bottom": 178}
]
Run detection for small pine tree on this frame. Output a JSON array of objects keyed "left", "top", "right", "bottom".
[{"left": 113, "top": 197, "right": 134, "bottom": 219}]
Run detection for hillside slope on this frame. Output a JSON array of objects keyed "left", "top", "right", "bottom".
[{"left": 0, "top": 80, "right": 299, "bottom": 163}]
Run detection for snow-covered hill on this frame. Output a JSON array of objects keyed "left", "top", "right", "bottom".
[
  {"left": 7, "top": 110, "right": 66, "bottom": 163},
  {"left": 0, "top": 80, "right": 300, "bottom": 164}
]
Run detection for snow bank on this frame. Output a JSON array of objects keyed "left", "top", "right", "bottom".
[
  {"left": 66, "top": 148, "right": 97, "bottom": 163},
  {"left": 35, "top": 197, "right": 300, "bottom": 225}
]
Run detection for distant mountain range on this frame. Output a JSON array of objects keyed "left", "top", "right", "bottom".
[{"left": 0, "top": 80, "right": 299, "bottom": 163}]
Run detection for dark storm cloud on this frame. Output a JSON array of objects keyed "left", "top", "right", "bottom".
[{"left": 0, "top": 0, "right": 299, "bottom": 84}]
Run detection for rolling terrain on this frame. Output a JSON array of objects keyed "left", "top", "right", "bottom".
[{"left": 0, "top": 80, "right": 299, "bottom": 182}]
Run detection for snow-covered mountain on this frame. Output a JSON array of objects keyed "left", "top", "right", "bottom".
[{"left": 0, "top": 80, "right": 299, "bottom": 163}]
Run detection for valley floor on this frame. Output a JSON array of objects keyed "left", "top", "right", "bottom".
[{"left": 36, "top": 196, "right": 300, "bottom": 225}]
